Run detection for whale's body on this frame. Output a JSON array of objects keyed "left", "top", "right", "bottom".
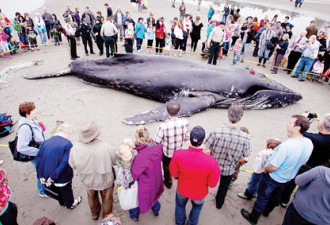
[{"left": 25, "top": 54, "right": 302, "bottom": 124}]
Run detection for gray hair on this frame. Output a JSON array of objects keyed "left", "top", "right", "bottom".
[
  {"left": 57, "top": 123, "right": 72, "bottom": 134},
  {"left": 228, "top": 105, "right": 243, "bottom": 124},
  {"left": 321, "top": 113, "right": 330, "bottom": 132}
]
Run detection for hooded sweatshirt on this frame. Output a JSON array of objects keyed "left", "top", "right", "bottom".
[{"left": 293, "top": 166, "right": 330, "bottom": 225}]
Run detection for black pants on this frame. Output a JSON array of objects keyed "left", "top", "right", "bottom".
[
  {"left": 45, "top": 23, "right": 51, "bottom": 39},
  {"left": 282, "top": 203, "right": 315, "bottom": 225},
  {"left": 215, "top": 174, "right": 233, "bottom": 209},
  {"left": 281, "top": 165, "right": 311, "bottom": 204},
  {"left": 175, "top": 38, "right": 184, "bottom": 50},
  {"left": 125, "top": 39, "right": 134, "bottom": 53},
  {"left": 162, "top": 153, "right": 172, "bottom": 188},
  {"left": 0, "top": 202, "right": 18, "bottom": 225},
  {"left": 231, "top": 36, "right": 239, "bottom": 47},
  {"left": 191, "top": 37, "right": 199, "bottom": 52},
  {"left": 67, "top": 36, "right": 77, "bottom": 58},
  {"left": 155, "top": 38, "right": 164, "bottom": 53},
  {"left": 82, "top": 36, "right": 94, "bottom": 54},
  {"left": 287, "top": 51, "right": 302, "bottom": 74},
  {"left": 208, "top": 43, "right": 221, "bottom": 65},
  {"left": 95, "top": 36, "right": 104, "bottom": 55},
  {"left": 57, "top": 182, "right": 75, "bottom": 209},
  {"left": 183, "top": 36, "right": 188, "bottom": 51}
]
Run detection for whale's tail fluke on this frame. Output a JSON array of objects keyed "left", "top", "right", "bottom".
[{"left": 24, "top": 67, "right": 72, "bottom": 80}]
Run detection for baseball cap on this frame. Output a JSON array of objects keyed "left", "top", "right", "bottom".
[{"left": 190, "top": 126, "right": 206, "bottom": 143}]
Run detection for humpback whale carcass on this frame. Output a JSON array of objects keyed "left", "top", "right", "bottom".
[{"left": 24, "top": 54, "right": 302, "bottom": 125}]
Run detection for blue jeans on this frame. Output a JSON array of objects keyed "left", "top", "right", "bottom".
[
  {"left": 31, "top": 159, "right": 45, "bottom": 195},
  {"left": 215, "top": 174, "right": 233, "bottom": 209},
  {"left": 19, "top": 33, "right": 29, "bottom": 45},
  {"left": 294, "top": 56, "right": 314, "bottom": 80},
  {"left": 180, "top": 13, "right": 185, "bottom": 19},
  {"left": 136, "top": 38, "right": 143, "bottom": 51},
  {"left": 258, "top": 44, "right": 270, "bottom": 59},
  {"left": 244, "top": 172, "right": 263, "bottom": 199},
  {"left": 253, "top": 173, "right": 285, "bottom": 214},
  {"left": 175, "top": 189, "right": 205, "bottom": 225},
  {"left": 233, "top": 53, "right": 239, "bottom": 65},
  {"left": 222, "top": 15, "right": 228, "bottom": 23},
  {"left": 223, "top": 41, "right": 230, "bottom": 54},
  {"left": 129, "top": 201, "right": 161, "bottom": 219},
  {"left": 240, "top": 43, "right": 250, "bottom": 60},
  {"left": 39, "top": 31, "right": 47, "bottom": 44}
]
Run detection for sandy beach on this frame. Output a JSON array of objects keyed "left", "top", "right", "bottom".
[{"left": 0, "top": 0, "right": 329, "bottom": 224}]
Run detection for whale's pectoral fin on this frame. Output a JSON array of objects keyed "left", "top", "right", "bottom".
[
  {"left": 123, "top": 96, "right": 215, "bottom": 125},
  {"left": 24, "top": 67, "right": 72, "bottom": 79}
]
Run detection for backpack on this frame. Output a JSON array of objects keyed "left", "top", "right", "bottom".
[{"left": 0, "top": 113, "right": 14, "bottom": 137}]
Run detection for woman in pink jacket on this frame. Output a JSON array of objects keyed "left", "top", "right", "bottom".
[{"left": 129, "top": 126, "right": 164, "bottom": 222}]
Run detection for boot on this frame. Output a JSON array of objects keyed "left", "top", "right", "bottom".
[{"left": 241, "top": 208, "right": 261, "bottom": 225}]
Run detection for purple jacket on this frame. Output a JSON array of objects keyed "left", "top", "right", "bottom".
[
  {"left": 75, "top": 11, "right": 81, "bottom": 25},
  {"left": 131, "top": 140, "right": 164, "bottom": 214}
]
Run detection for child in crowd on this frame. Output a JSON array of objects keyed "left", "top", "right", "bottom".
[
  {"left": 232, "top": 38, "right": 242, "bottom": 65},
  {"left": 164, "top": 32, "right": 172, "bottom": 56},
  {"left": 311, "top": 54, "right": 324, "bottom": 82},
  {"left": 51, "top": 26, "right": 60, "bottom": 45},
  {"left": 147, "top": 22, "right": 154, "bottom": 54},
  {"left": 238, "top": 138, "right": 281, "bottom": 200},
  {"left": 0, "top": 26, "right": 10, "bottom": 58},
  {"left": 116, "top": 140, "right": 137, "bottom": 189},
  {"left": 229, "top": 126, "right": 250, "bottom": 188},
  {"left": 26, "top": 24, "right": 39, "bottom": 51}
]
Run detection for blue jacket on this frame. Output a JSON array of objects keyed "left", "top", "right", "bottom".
[
  {"left": 208, "top": 8, "right": 215, "bottom": 20},
  {"left": 135, "top": 22, "right": 147, "bottom": 39},
  {"left": 36, "top": 135, "right": 73, "bottom": 184}
]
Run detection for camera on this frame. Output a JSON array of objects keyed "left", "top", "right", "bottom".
[{"left": 305, "top": 111, "right": 317, "bottom": 120}]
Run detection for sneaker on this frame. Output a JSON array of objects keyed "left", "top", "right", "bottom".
[
  {"left": 131, "top": 217, "right": 139, "bottom": 223},
  {"left": 39, "top": 194, "right": 49, "bottom": 198},
  {"left": 238, "top": 193, "right": 249, "bottom": 199},
  {"left": 262, "top": 64, "right": 266, "bottom": 67},
  {"left": 0, "top": 160, "right": 3, "bottom": 165},
  {"left": 70, "top": 196, "right": 82, "bottom": 209},
  {"left": 257, "top": 63, "right": 261, "bottom": 66},
  {"left": 240, "top": 60, "right": 244, "bottom": 63},
  {"left": 280, "top": 202, "right": 288, "bottom": 208}
]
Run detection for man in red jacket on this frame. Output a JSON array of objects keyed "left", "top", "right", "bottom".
[{"left": 170, "top": 126, "right": 220, "bottom": 225}]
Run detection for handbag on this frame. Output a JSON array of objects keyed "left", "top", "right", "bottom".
[
  {"left": 118, "top": 181, "right": 139, "bottom": 210},
  {"left": 44, "top": 183, "right": 60, "bottom": 200},
  {"left": 8, "top": 123, "right": 40, "bottom": 162}
]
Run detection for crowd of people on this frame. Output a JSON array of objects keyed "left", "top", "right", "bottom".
[
  {"left": 1, "top": 1, "right": 329, "bottom": 83},
  {"left": 1, "top": 100, "right": 329, "bottom": 225},
  {"left": 0, "top": 1, "right": 330, "bottom": 224}
]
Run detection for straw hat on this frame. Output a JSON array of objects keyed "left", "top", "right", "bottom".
[{"left": 79, "top": 121, "right": 101, "bottom": 144}]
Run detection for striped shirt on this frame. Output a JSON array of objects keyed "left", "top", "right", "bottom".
[
  {"left": 204, "top": 125, "right": 251, "bottom": 176},
  {"left": 154, "top": 117, "right": 190, "bottom": 158},
  {"left": 233, "top": 43, "right": 242, "bottom": 54}
]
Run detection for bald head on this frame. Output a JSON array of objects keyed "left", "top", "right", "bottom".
[{"left": 167, "top": 101, "right": 180, "bottom": 117}]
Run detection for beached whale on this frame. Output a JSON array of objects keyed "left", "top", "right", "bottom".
[{"left": 24, "top": 54, "right": 302, "bottom": 125}]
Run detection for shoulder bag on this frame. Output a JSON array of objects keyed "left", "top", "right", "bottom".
[{"left": 8, "top": 123, "right": 41, "bottom": 162}]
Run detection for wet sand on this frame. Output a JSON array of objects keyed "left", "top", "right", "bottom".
[{"left": 0, "top": 0, "right": 329, "bottom": 224}]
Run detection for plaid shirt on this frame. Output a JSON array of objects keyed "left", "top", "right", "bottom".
[
  {"left": 204, "top": 125, "right": 251, "bottom": 176},
  {"left": 154, "top": 117, "right": 190, "bottom": 158}
]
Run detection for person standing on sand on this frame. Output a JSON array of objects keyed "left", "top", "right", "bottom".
[
  {"left": 69, "top": 121, "right": 118, "bottom": 220},
  {"left": 204, "top": 105, "right": 251, "bottom": 210},
  {"left": 170, "top": 126, "right": 220, "bottom": 225},
  {"left": 154, "top": 101, "right": 190, "bottom": 189},
  {"left": 241, "top": 115, "right": 313, "bottom": 224},
  {"left": 36, "top": 123, "right": 82, "bottom": 209},
  {"left": 64, "top": 17, "right": 79, "bottom": 60}
]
